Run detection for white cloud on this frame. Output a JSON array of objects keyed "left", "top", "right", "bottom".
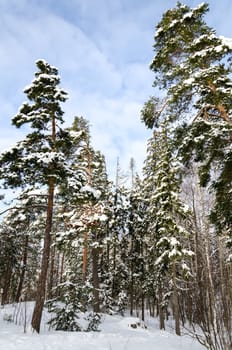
[
  {"left": 0, "top": 11, "right": 123, "bottom": 93},
  {"left": 0, "top": 1, "right": 156, "bottom": 181},
  {"left": 63, "top": 88, "right": 151, "bottom": 178},
  {"left": 1, "top": 0, "right": 230, "bottom": 185}
]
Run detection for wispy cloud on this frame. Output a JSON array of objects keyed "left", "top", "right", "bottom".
[
  {"left": 0, "top": 1, "right": 154, "bottom": 179},
  {"left": 0, "top": 0, "right": 231, "bottom": 183}
]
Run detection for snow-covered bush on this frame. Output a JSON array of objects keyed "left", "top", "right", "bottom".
[
  {"left": 46, "top": 282, "right": 83, "bottom": 331},
  {"left": 85, "top": 312, "right": 101, "bottom": 332}
]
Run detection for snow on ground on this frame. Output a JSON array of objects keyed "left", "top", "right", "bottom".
[{"left": 0, "top": 303, "right": 205, "bottom": 350}]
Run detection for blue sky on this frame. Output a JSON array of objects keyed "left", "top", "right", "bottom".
[{"left": 0, "top": 0, "right": 232, "bottom": 181}]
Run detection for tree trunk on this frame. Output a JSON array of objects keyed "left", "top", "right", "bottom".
[
  {"left": 15, "top": 235, "right": 29, "bottom": 303},
  {"left": 172, "top": 264, "right": 181, "bottom": 336},
  {"left": 1, "top": 265, "right": 12, "bottom": 305},
  {"left": 31, "top": 176, "right": 55, "bottom": 333},
  {"left": 141, "top": 292, "right": 145, "bottom": 321},
  {"left": 59, "top": 252, "right": 65, "bottom": 284},
  {"left": 82, "top": 231, "right": 88, "bottom": 282},
  {"left": 158, "top": 285, "right": 165, "bottom": 330},
  {"left": 47, "top": 243, "right": 56, "bottom": 299},
  {"left": 92, "top": 245, "right": 100, "bottom": 313},
  {"left": 111, "top": 236, "right": 117, "bottom": 299},
  {"left": 130, "top": 238, "right": 134, "bottom": 316},
  {"left": 31, "top": 113, "right": 56, "bottom": 333}
]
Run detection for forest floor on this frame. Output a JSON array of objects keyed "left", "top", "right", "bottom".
[{"left": 0, "top": 303, "right": 205, "bottom": 350}]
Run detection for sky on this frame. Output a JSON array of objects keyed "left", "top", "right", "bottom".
[{"left": 0, "top": 0, "right": 232, "bottom": 182}]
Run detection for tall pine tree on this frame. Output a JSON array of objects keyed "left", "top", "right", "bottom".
[
  {"left": 0, "top": 60, "right": 82, "bottom": 332},
  {"left": 146, "top": 1, "right": 232, "bottom": 257}
]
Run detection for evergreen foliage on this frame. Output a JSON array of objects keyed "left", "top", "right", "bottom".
[
  {"left": 143, "top": 121, "right": 193, "bottom": 333},
  {"left": 46, "top": 282, "right": 84, "bottom": 332},
  {"left": 150, "top": 2, "right": 232, "bottom": 120},
  {"left": 0, "top": 59, "right": 84, "bottom": 333},
  {"left": 0, "top": 60, "right": 73, "bottom": 189},
  {"left": 85, "top": 312, "right": 101, "bottom": 332},
  {"left": 142, "top": 2, "right": 232, "bottom": 345},
  {"left": 148, "top": 124, "right": 192, "bottom": 275},
  {"left": 146, "top": 1, "right": 232, "bottom": 255},
  {"left": 0, "top": 6, "right": 231, "bottom": 344}
]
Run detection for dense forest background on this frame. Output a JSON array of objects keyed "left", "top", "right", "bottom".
[{"left": 0, "top": 3, "right": 231, "bottom": 350}]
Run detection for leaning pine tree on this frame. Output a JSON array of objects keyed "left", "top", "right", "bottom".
[
  {"left": 142, "top": 3, "right": 232, "bottom": 347},
  {"left": 147, "top": 1, "right": 232, "bottom": 253},
  {"left": 0, "top": 60, "right": 82, "bottom": 333}
]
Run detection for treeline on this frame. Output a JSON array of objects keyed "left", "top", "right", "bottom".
[{"left": 0, "top": 3, "right": 231, "bottom": 350}]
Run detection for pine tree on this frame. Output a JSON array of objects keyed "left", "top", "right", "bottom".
[
  {"left": 141, "top": 3, "right": 232, "bottom": 345},
  {"left": 0, "top": 186, "right": 44, "bottom": 305},
  {"left": 0, "top": 223, "right": 21, "bottom": 305},
  {"left": 142, "top": 130, "right": 163, "bottom": 320},
  {"left": 150, "top": 2, "right": 232, "bottom": 121},
  {"left": 0, "top": 60, "right": 82, "bottom": 332},
  {"left": 46, "top": 281, "right": 84, "bottom": 331},
  {"left": 127, "top": 175, "right": 147, "bottom": 320},
  {"left": 3, "top": 190, "right": 45, "bottom": 304},
  {"left": 148, "top": 1, "right": 232, "bottom": 258},
  {"left": 102, "top": 173, "right": 129, "bottom": 315},
  {"left": 47, "top": 116, "right": 111, "bottom": 328},
  {"left": 145, "top": 122, "right": 193, "bottom": 335}
]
